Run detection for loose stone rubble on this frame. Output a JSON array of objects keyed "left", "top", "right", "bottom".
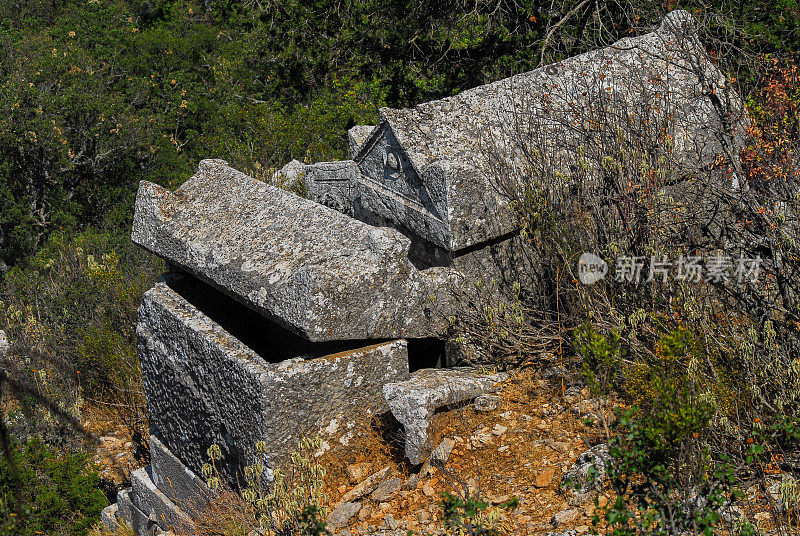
[{"left": 109, "top": 11, "right": 748, "bottom": 535}]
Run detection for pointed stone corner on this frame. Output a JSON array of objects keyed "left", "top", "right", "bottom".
[
  {"left": 100, "top": 503, "right": 119, "bottom": 531},
  {"left": 131, "top": 159, "right": 451, "bottom": 341},
  {"left": 659, "top": 9, "right": 696, "bottom": 37},
  {"left": 348, "top": 124, "right": 376, "bottom": 158},
  {"left": 383, "top": 368, "right": 507, "bottom": 464}
]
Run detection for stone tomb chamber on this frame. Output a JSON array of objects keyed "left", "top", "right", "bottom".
[{"left": 104, "top": 11, "right": 749, "bottom": 535}]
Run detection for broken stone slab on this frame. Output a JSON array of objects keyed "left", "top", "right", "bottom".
[
  {"left": 383, "top": 368, "right": 507, "bottom": 464},
  {"left": 370, "top": 477, "right": 404, "bottom": 502},
  {"left": 301, "top": 160, "right": 359, "bottom": 215},
  {"left": 101, "top": 503, "right": 119, "bottom": 530},
  {"left": 348, "top": 125, "right": 375, "bottom": 158},
  {"left": 131, "top": 466, "right": 196, "bottom": 534},
  {"left": 115, "top": 489, "right": 134, "bottom": 526},
  {"left": 338, "top": 465, "right": 392, "bottom": 504},
  {"left": 355, "top": 10, "right": 746, "bottom": 253},
  {"left": 138, "top": 274, "right": 410, "bottom": 484},
  {"left": 150, "top": 432, "right": 213, "bottom": 517},
  {"left": 117, "top": 488, "right": 160, "bottom": 536},
  {"left": 131, "top": 159, "right": 451, "bottom": 341},
  {"left": 429, "top": 437, "right": 455, "bottom": 467}
]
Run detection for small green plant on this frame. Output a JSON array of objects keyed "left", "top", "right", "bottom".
[
  {"left": 200, "top": 437, "right": 329, "bottom": 536},
  {"left": 260, "top": 437, "right": 329, "bottom": 536},
  {"left": 593, "top": 402, "right": 734, "bottom": 536},
  {"left": 440, "top": 492, "right": 519, "bottom": 536},
  {"left": 574, "top": 324, "right": 623, "bottom": 396}
]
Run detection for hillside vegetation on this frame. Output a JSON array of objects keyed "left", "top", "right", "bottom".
[{"left": 3, "top": 1, "right": 800, "bottom": 535}]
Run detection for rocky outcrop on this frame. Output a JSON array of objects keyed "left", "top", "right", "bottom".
[
  {"left": 383, "top": 368, "right": 506, "bottom": 464},
  {"left": 560, "top": 444, "right": 611, "bottom": 505}
]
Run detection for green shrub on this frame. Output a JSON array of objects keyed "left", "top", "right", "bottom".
[
  {"left": 0, "top": 437, "right": 107, "bottom": 536},
  {"left": 595, "top": 405, "right": 733, "bottom": 536},
  {"left": 574, "top": 324, "right": 623, "bottom": 397}
]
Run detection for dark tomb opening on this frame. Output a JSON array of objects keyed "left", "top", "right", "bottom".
[
  {"left": 406, "top": 337, "right": 446, "bottom": 372},
  {"left": 163, "top": 271, "right": 387, "bottom": 364}
]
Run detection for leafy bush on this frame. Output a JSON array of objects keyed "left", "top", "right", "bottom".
[
  {"left": 574, "top": 324, "right": 623, "bottom": 397},
  {"left": 596, "top": 405, "right": 736, "bottom": 536},
  {"left": 0, "top": 437, "right": 107, "bottom": 536}
]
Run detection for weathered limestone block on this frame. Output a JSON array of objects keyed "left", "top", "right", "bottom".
[
  {"left": 383, "top": 368, "right": 507, "bottom": 464},
  {"left": 132, "top": 466, "right": 195, "bottom": 534},
  {"left": 328, "top": 501, "right": 361, "bottom": 529},
  {"left": 150, "top": 432, "right": 212, "bottom": 518},
  {"left": 354, "top": 10, "right": 746, "bottom": 253},
  {"left": 348, "top": 125, "right": 375, "bottom": 158},
  {"left": 451, "top": 233, "right": 531, "bottom": 284},
  {"left": 274, "top": 159, "right": 360, "bottom": 215},
  {"left": 131, "top": 159, "right": 451, "bottom": 341},
  {"left": 302, "top": 160, "right": 359, "bottom": 215},
  {"left": 101, "top": 503, "right": 119, "bottom": 530},
  {"left": 356, "top": 157, "right": 514, "bottom": 253},
  {"left": 560, "top": 443, "right": 611, "bottom": 506},
  {"left": 117, "top": 489, "right": 159, "bottom": 536},
  {"left": 138, "top": 274, "right": 411, "bottom": 482},
  {"left": 271, "top": 159, "right": 305, "bottom": 189}
]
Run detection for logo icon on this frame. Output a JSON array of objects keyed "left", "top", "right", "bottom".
[{"left": 577, "top": 253, "right": 608, "bottom": 285}]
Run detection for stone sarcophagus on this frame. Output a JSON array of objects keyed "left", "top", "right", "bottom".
[{"left": 104, "top": 11, "right": 749, "bottom": 535}]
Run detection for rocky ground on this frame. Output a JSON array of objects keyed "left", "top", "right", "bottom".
[
  {"left": 84, "top": 405, "right": 145, "bottom": 489},
  {"left": 91, "top": 363, "right": 790, "bottom": 535},
  {"left": 313, "top": 364, "right": 609, "bottom": 535},
  {"left": 313, "top": 365, "right": 789, "bottom": 536}
]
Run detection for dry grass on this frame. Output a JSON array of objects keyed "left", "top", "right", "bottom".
[
  {"left": 188, "top": 489, "right": 256, "bottom": 536},
  {"left": 88, "top": 520, "right": 136, "bottom": 536}
]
